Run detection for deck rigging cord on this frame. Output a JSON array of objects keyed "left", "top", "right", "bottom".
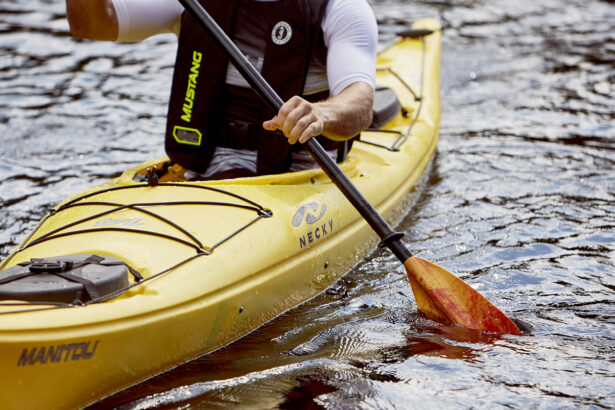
[{"left": 0, "top": 182, "right": 272, "bottom": 314}]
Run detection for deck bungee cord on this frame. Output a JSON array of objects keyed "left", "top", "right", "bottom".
[
  {"left": 361, "top": 31, "right": 428, "bottom": 152},
  {"left": 0, "top": 182, "right": 272, "bottom": 314}
]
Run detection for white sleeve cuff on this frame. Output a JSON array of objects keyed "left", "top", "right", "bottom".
[{"left": 113, "top": 0, "right": 183, "bottom": 42}]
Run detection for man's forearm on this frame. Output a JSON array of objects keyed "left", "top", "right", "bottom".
[
  {"left": 317, "top": 82, "right": 374, "bottom": 141},
  {"left": 66, "top": 0, "right": 118, "bottom": 40}
]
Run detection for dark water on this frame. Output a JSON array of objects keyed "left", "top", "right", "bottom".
[{"left": 1, "top": 0, "right": 614, "bottom": 408}]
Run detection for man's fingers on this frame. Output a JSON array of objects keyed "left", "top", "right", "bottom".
[
  {"left": 298, "top": 121, "right": 322, "bottom": 144},
  {"left": 262, "top": 97, "right": 322, "bottom": 144},
  {"left": 287, "top": 113, "right": 322, "bottom": 144},
  {"left": 281, "top": 102, "right": 311, "bottom": 137},
  {"left": 262, "top": 116, "right": 279, "bottom": 130}
]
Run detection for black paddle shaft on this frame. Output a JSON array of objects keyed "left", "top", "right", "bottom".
[{"left": 178, "top": 0, "right": 412, "bottom": 262}]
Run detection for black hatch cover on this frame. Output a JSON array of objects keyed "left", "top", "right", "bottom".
[{"left": 0, "top": 254, "right": 130, "bottom": 304}]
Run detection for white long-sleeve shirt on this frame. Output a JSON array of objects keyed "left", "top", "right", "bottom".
[
  {"left": 111, "top": 0, "right": 378, "bottom": 96},
  {"left": 111, "top": 0, "right": 378, "bottom": 177}
]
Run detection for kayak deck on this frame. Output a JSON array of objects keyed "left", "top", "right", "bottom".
[{"left": 0, "top": 19, "right": 441, "bottom": 409}]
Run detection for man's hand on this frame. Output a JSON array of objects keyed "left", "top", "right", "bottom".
[
  {"left": 262, "top": 96, "right": 328, "bottom": 144},
  {"left": 262, "top": 81, "right": 374, "bottom": 145}
]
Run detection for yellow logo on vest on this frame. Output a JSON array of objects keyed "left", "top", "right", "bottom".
[
  {"left": 272, "top": 21, "right": 292, "bottom": 45},
  {"left": 181, "top": 50, "right": 202, "bottom": 123},
  {"left": 173, "top": 126, "right": 202, "bottom": 146}
]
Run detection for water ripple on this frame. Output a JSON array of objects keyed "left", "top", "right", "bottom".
[{"left": 2, "top": 0, "right": 615, "bottom": 408}]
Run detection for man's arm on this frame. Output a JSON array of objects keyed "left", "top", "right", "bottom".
[
  {"left": 263, "top": 0, "right": 376, "bottom": 145},
  {"left": 263, "top": 82, "right": 374, "bottom": 145},
  {"left": 66, "top": 0, "right": 118, "bottom": 40}
]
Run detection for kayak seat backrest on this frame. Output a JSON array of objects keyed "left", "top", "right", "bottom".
[{"left": 370, "top": 87, "right": 402, "bottom": 128}]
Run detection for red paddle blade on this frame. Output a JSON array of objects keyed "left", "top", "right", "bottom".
[
  {"left": 406, "top": 274, "right": 449, "bottom": 323},
  {"left": 404, "top": 256, "right": 522, "bottom": 335}
]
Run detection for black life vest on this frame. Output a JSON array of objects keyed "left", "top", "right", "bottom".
[{"left": 164, "top": 0, "right": 346, "bottom": 175}]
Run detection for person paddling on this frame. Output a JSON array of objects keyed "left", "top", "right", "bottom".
[{"left": 65, "top": 0, "right": 378, "bottom": 179}]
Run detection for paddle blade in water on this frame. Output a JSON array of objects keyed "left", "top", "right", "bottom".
[
  {"left": 404, "top": 256, "right": 522, "bottom": 335},
  {"left": 406, "top": 274, "right": 449, "bottom": 322}
]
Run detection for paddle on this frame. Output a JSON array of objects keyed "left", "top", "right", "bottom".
[{"left": 177, "top": 0, "right": 522, "bottom": 335}]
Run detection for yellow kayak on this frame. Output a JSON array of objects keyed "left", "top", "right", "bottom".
[{"left": 0, "top": 19, "right": 441, "bottom": 409}]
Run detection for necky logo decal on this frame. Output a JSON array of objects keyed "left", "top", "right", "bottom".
[
  {"left": 293, "top": 202, "right": 334, "bottom": 249},
  {"left": 298, "top": 220, "right": 333, "bottom": 249},
  {"left": 272, "top": 21, "right": 292, "bottom": 45},
  {"left": 292, "top": 202, "right": 326, "bottom": 227}
]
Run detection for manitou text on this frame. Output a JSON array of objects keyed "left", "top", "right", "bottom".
[{"left": 17, "top": 341, "right": 99, "bottom": 366}]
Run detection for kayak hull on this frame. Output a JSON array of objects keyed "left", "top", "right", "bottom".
[{"left": 0, "top": 19, "right": 441, "bottom": 409}]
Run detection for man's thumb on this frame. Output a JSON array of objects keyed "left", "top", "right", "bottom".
[{"left": 262, "top": 116, "right": 278, "bottom": 130}]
